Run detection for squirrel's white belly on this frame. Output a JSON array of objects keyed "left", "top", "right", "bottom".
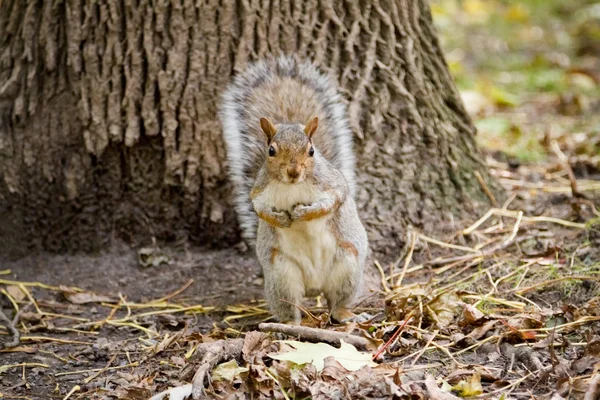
[
  {"left": 278, "top": 218, "right": 337, "bottom": 294},
  {"left": 260, "top": 181, "right": 338, "bottom": 294}
]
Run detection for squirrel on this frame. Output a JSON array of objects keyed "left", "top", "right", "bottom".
[{"left": 219, "top": 56, "right": 369, "bottom": 325}]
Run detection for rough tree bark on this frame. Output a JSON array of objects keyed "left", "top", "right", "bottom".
[{"left": 0, "top": 0, "right": 501, "bottom": 256}]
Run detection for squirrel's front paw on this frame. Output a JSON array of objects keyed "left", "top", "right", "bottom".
[
  {"left": 271, "top": 210, "right": 292, "bottom": 228},
  {"left": 291, "top": 204, "right": 311, "bottom": 221}
]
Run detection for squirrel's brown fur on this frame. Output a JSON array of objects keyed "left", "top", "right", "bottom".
[{"left": 219, "top": 56, "right": 368, "bottom": 324}]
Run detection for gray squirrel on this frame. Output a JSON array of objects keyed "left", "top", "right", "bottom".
[{"left": 219, "top": 56, "right": 368, "bottom": 324}]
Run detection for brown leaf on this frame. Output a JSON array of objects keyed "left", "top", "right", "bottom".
[
  {"left": 427, "top": 291, "right": 461, "bottom": 329},
  {"left": 321, "top": 356, "right": 349, "bottom": 382},
  {"left": 462, "top": 304, "right": 486, "bottom": 325},
  {"left": 572, "top": 355, "right": 600, "bottom": 374},
  {"left": 62, "top": 290, "right": 115, "bottom": 304},
  {"left": 584, "top": 340, "right": 600, "bottom": 357},
  {"left": 5, "top": 285, "right": 26, "bottom": 301},
  {"left": 467, "top": 320, "right": 498, "bottom": 340},
  {"left": 242, "top": 331, "right": 269, "bottom": 364}
]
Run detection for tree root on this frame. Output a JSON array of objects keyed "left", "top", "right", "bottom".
[
  {"left": 0, "top": 308, "right": 22, "bottom": 350},
  {"left": 179, "top": 338, "right": 244, "bottom": 399},
  {"left": 258, "top": 322, "right": 372, "bottom": 350}
]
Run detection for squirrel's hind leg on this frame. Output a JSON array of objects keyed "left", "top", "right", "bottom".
[
  {"left": 324, "top": 245, "right": 363, "bottom": 324},
  {"left": 262, "top": 251, "right": 305, "bottom": 325}
]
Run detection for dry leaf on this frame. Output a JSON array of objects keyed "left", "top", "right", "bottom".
[
  {"left": 269, "top": 340, "right": 376, "bottom": 373},
  {"left": 5, "top": 285, "right": 26, "bottom": 301},
  {"left": 63, "top": 291, "right": 114, "bottom": 304},
  {"left": 451, "top": 373, "right": 484, "bottom": 397},
  {"left": 211, "top": 359, "right": 249, "bottom": 382}
]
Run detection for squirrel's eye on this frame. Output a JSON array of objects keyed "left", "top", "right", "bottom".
[
  {"left": 269, "top": 145, "right": 276, "bottom": 157},
  {"left": 308, "top": 147, "right": 314, "bottom": 157}
]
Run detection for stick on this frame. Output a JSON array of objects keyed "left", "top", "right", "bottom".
[
  {"left": 395, "top": 231, "right": 417, "bottom": 288},
  {"left": 475, "top": 170, "right": 498, "bottom": 207},
  {"left": 177, "top": 338, "right": 244, "bottom": 399},
  {"left": 551, "top": 140, "right": 582, "bottom": 198},
  {"left": 0, "top": 307, "right": 23, "bottom": 350},
  {"left": 258, "top": 323, "right": 371, "bottom": 350}
]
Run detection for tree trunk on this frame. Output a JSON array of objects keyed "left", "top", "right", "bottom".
[{"left": 0, "top": 0, "right": 501, "bottom": 256}]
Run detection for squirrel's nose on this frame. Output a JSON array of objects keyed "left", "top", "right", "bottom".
[{"left": 287, "top": 165, "right": 301, "bottom": 179}]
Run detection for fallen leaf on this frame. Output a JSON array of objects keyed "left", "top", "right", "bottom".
[
  {"left": 462, "top": 304, "right": 486, "bottom": 325},
  {"left": 211, "top": 359, "right": 249, "bottom": 382},
  {"left": 62, "top": 291, "right": 114, "bottom": 304},
  {"left": 451, "top": 373, "right": 484, "bottom": 397},
  {"left": 148, "top": 384, "right": 192, "bottom": 400},
  {"left": 5, "top": 285, "right": 26, "bottom": 301},
  {"left": 467, "top": 320, "right": 498, "bottom": 340},
  {"left": 269, "top": 340, "right": 376, "bottom": 373},
  {"left": 427, "top": 291, "right": 461, "bottom": 329}
]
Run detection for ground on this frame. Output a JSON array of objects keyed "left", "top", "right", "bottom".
[{"left": 1, "top": 0, "right": 600, "bottom": 399}]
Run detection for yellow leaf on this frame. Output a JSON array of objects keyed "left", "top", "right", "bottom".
[
  {"left": 452, "top": 373, "right": 484, "bottom": 397},
  {"left": 269, "top": 340, "right": 376, "bottom": 372},
  {"left": 211, "top": 359, "right": 249, "bottom": 382}
]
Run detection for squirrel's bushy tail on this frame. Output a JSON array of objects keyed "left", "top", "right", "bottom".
[{"left": 219, "top": 55, "right": 356, "bottom": 244}]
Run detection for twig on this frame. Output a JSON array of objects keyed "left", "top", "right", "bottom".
[
  {"left": 503, "top": 211, "right": 523, "bottom": 245},
  {"left": 62, "top": 385, "right": 81, "bottom": 400},
  {"left": 551, "top": 140, "right": 582, "bottom": 198},
  {"left": 152, "top": 279, "right": 194, "bottom": 303},
  {"left": 395, "top": 231, "right": 417, "bottom": 288},
  {"left": 178, "top": 338, "right": 244, "bottom": 399},
  {"left": 0, "top": 306, "right": 25, "bottom": 350},
  {"left": 475, "top": 170, "right": 498, "bottom": 207},
  {"left": 54, "top": 362, "right": 138, "bottom": 377},
  {"left": 409, "top": 330, "right": 438, "bottom": 367},
  {"left": 463, "top": 208, "right": 586, "bottom": 235},
  {"left": 265, "top": 369, "right": 291, "bottom": 400},
  {"left": 373, "top": 313, "right": 414, "bottom": 360},
  {"left": 418, "top": 233, "right": 481, "bottom": 254},
  {"left": 510, "top": 276, "right": 600, "bottom": 294},
  {"left": 83, "top": 354, "right": 118, "bottom": 384},
  {"left": 258, "top": 323, "right": 371, "bottom": 350},
  {"left": 374, "top": 260, "right": 391, "bottom": 293}
]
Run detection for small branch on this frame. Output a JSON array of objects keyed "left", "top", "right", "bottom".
[
  {"left": 178, "top": 338, "right": 244, "bottom": 399},
  {"left": 258, "top": 323, "right": 371, "bottom": 350},
  {"left": 395, "top": 230, "right": 417, "bottom": 288},
  {"left": 474, "top": 170, "right": 498, "bottom": 207},
  {"left": 551, "top": 140, "right": 583, "bottom": 198},
  {"left": 0, "top": 307, "right": 23, "bottom": 350}
]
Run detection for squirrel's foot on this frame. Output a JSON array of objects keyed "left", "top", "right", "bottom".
[{"left": 330, "top": 308, "right": 373, "bottom": 324}]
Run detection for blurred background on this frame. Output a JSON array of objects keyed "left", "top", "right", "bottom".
[{"left": 431, "top": 0, "right": 600, "bottom": 167}]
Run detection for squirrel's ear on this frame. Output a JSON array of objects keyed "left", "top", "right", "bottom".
[
  {"left": 304, "top": 117, "right": 318, "bottom": 139},
  {"left": 260, "top": 117, "right": 277, "bottom": 142}
]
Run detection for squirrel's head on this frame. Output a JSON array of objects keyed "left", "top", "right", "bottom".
[{"left": 259, "top": 117, "right": 319, "bottom": 184}]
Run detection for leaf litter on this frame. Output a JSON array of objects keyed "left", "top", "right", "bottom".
[{"left": 1, "top": 149, "right": 599, "bottom": 399}]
